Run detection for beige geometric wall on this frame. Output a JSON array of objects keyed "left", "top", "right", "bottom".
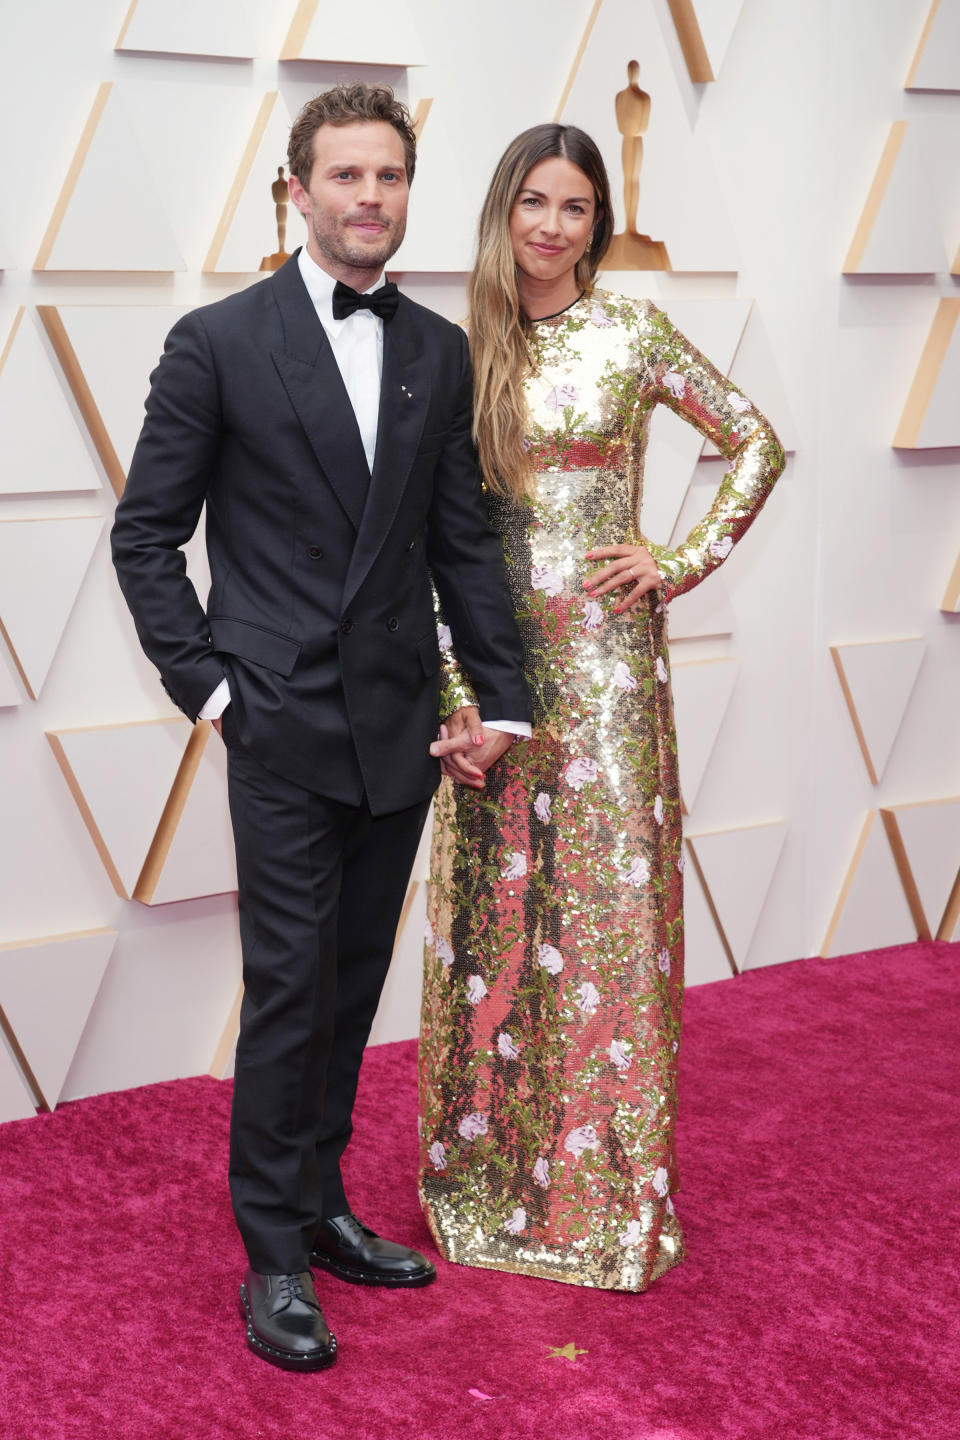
[{"left": 1, "top": 0, "right": 960, "bottom": 1122}]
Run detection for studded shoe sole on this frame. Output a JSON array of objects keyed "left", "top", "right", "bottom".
[
  {"left": 310, "top": 1249, "right": 437, "bottom": 1288},
  {"left": 239, "top": 1284, "right": 338, "bottom": 1372}
]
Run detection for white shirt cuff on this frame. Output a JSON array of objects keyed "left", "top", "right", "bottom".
[
  {"left": 483, "top": 720, "right": 531, "bottom": 739},
  {"left": 198, "top": 678, "right": 231, "bottom": 720}
]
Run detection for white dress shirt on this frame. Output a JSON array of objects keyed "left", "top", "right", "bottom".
[{"left": 199, "top": 248, "right": 529, "bottom": 738}]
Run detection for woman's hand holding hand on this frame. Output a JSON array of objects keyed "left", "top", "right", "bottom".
[{"left": 584, "top": 544, "right": 660, "bottom": 613}]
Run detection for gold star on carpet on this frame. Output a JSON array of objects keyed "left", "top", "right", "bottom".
[{"left": 547, "top": 1342, "right": 587, "bottom": 1363}]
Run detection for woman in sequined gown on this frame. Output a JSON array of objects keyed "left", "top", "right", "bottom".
[{"left": 419, "top": 125, "right": 785, "bottom": 1291}]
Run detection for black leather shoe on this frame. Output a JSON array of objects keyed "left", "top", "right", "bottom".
[
  {"left": 311, "top": 1213, "right": 436, "bottom": 1287},
  {"left": 239, "top": 1268, "right": 338, "bottom": 1371}
]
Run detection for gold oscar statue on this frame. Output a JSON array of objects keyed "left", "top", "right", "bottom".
[
  {"left": 604, "top": 61, "right": 671, "bottom": 271},
  {"left": 260, "top": 166, "right": 292, "bottom": 273}
]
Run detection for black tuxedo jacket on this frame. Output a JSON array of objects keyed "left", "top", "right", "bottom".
[{"left": 111, "top": 251, "right": 531, "bottom": 814}]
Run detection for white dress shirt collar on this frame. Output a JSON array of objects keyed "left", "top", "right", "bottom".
[{"left": 298, "top": 246, "right": 384, "bottom": 336}]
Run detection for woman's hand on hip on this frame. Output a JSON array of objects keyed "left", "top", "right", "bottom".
[{"left": 583, "top": 544, "right": 661, "bottom": 613}]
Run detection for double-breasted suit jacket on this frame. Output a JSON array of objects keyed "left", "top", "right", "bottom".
[{"left": 112, "top": 250, "right": 531, "bottom": 811}]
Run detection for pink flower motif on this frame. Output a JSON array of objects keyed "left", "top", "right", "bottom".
[
  {"left": 564, "top": 1124, "right": 600, "bottom": 1159},
  {"left": 534, "top": 792, "right": 552, "bottom": 824},
  {"left": 728, "top": 392, "right": 751, "bottom": 413},
  {"left": 466, "top": 974, "right": 487, "bottom": 1005},
  {"left": 624, "top": 855, "right": 650, "bottom": 887},
  {"left": 428, "top": 1141, "right": 446, "bottom": 1170},
  {"left": 672, "top": 1039, "right": 679, "bottom": 1054},
  {"left": 545, "top": 382, "right": 579, "bottom": 411},
  {"left": 677, "top": 853, "right": 686, "bottom": 874},
  {"left": 436, "top": 936, "right": 455, "bottom": 967},
  {"left": 458, "top": 1111, "right": 488, "bottom": 1140},
  {"left": 424, "top": 918, "right": 435, "bottom": 946},
  {"left": 504, "top": 1207, "right": 526, "bottom": 1234},
  {"left": 658, "top": 947, "right": 671, "bottom": 975},
  {"left": 589, "top": 306, "right": 615, "bottom": 328},
  {"left": 652, "top": 1166, "right": 670, "bottom": 1198},
  {"left": 619, "top": 1219, "right": 642, "bottom": 1247},
  {"left": 666, "top": 1195, "right": 676, "bottom": 1215},
  {"left": 609, "top": 1040, "right": 631, "bottom": 1070},
  {"left": 656, "top": 656, "right": 668, "bottom": 683},
  {"left": 531, "top": 564, "right": 564, "bottom": 597},
  {"left": 576, "top": 981, "right": 600, "bottom": 1014},
  {"left": 709, "top": 535, "right": 733, "bottom": 560},
  {"left": 582, "top": 599, "right": 603, "bottom": 631},
  {"left": 663, "top": 371, "right": 686, "bottom": 399},
  {"left": 612, "top": 661, "right": 637, "bottom": 692},
  {"left": 502, "top": 851, "right": 527, "bottom": 880},
  {"left": 565, "top": 757, "right": 598, "bottom": 791},
  {"left": 437, "top": 624, "right": 453, "bottom": 651},
  {"left": 538, "top": 943, "right": 564, "bottom": 975},
  {"left": 653, "top": 794, "right": 664, "bottom": 826},
  {"left": 533, "top": 1158, "right": 550, "bottom": 1188},
  {"left": 498, "top": 1032, "right": 519, "bottom": 1060}
]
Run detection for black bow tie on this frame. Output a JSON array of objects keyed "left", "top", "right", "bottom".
[{"left": 332, "top": 280, "right": 400, "bottom": 322}]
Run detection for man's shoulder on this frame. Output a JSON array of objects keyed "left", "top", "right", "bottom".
[{"left": 177, "top": 277, "right": 276, "bottom": 338}]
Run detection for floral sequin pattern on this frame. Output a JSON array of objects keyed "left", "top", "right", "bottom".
[{"left": 420, "top": 290, "right": 784, "bottom": 1291}]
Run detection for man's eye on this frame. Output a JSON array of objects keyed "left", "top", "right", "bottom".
[{"left": 336, "top": 172, "right": 354, "bottom": 180}]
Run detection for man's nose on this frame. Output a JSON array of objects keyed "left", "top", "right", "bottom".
[{"left": 356, "top": 176, "right": 383, "bottom": 206}]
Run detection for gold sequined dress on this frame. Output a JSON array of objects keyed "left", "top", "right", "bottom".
[{"left": 418, "top": 290, "right": 785, "bottom": 1290}]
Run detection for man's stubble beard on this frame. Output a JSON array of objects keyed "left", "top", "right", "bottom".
[{"left": 310, "top": 207, "right": 407, "bottom": 274}]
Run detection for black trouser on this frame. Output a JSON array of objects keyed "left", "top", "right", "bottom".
[{"left": 223, "top": 724, "right": 430, "bottom": 1274}]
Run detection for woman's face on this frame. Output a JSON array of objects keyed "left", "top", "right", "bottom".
[{"left": 509, "top": 156, "right": 597, "bottom": 284}]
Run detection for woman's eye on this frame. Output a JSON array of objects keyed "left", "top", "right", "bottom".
[{"left": 567, "top": 205, "right": 585, "bottom": 215}]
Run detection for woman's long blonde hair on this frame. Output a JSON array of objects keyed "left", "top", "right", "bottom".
[{"left": 468, "top": 124, "right": 613, "bottom": 499}]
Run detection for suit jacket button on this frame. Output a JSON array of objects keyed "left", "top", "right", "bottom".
[
  {"left": 308, "top": 545, "right": 323, "bottom": 559},
  {"left": 340, "top": 618, "right": 354, "bottom": 635},
  {"left": 387, "top": 616, "right": 399, "bottom": 632}
]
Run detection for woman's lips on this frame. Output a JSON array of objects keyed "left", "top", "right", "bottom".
[{"left": 530, "top": 242, "right": 564, "bottom": 255}]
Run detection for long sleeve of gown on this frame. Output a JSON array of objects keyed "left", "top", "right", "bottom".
[{"left": 639, "top": 307, "right": 786, "bottom": 603}]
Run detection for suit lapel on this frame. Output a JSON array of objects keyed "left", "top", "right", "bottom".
[
  {"left": 343, "top": 299, "right": 430, "bottom": 608},
  {"left": 268, "top": 252, "right": 369, "bottom": 532}
]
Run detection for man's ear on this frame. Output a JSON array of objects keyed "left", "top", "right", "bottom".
[{"left": 288, "top": 172, "right": 310, "bottom": 218}]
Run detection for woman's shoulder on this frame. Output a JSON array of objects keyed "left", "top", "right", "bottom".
[{"left": 587, "top": 286, "right": 670, "bottom": 331}]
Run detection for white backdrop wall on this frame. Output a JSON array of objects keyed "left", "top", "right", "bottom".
[{"left": 0, "top": 0, "right": 957, "bottom": 1119}]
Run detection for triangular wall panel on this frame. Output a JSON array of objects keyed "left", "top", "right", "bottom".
[
  {"left": 639, "top": 299, "right": 751, "bottom": 542},
  {"left": 893, "top": 298, "right": 960, "bottom": 449},
  {"left": 0, "top": 309, "right": 103, "bottom": 495},
  {"left": 905, "top": 0, "right": 960, "bottom": 91},
  {"left": 0, "top": 517, "right": 103, "bottom": 699},
  {"left": 667, "top": 480, "right": 737, "bottom": 639},
  {"left": 41, "top": 305, "right": 190, "bottom": 496},
  {"left": 686, "top": 821, "right": 785, "bottom": 970},
  {"left": 47, "top": 719, "right": 193, "bottom": 899},
  {"left": 666, "top": 0, "right": 745, "bottom": 82},
  {"left": 205, "top": 92, "right": 294, "bottom": 274},
  {"left": 701, "top": 302, "right": 799, "bottom": 457},
  {"left": 880, "top": 798, "right": 960, "bottom": 940},
  {"left": 561, "top": 0, "right": 740, "bottom": 271},
  {"left": 0, "top": 930, "right": 115, "bottom": 1110},
  {"left": 115, "top": 0, "right": 257, "bottom": 58},
  {"left": 280, "top": 0, "right": 426, "bottom": 64},
  {"left": 670, "top": 657, "right": 738, "bottom": 809},
  {"left": 136, "top": 724, "right": 237, "bottom": 905},
  {"left": 0, "top": 1035, "right": 35, "bottom": 1122},
  {"left": 35, "top": 84, "right": 185, "bottom": 272},
  {"left": 0, "top": 642, "right": 23, "bottom": 707},
  {"left": 831, "top": 639, "right": 926, "bottom": 785},
  {"left": 821, "top": 812, "right": 916, "bottom": 957},
  {"left": 842, "top": 121, "right": 944, "bottom": 275},
  {"left": 682, "top": 839, "right": 737, "bottom": 983}
]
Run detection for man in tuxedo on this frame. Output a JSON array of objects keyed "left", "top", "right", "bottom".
[{"left": 111, "top": 84, "right": 531, "bottom": 1372}]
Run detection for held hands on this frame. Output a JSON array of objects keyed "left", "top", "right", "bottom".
[
  {"left": 584, "top": 544, "right": 660, "bottom": 613},
  {"left": 429, "top": 705, "right": 514, "bottom": 789}
]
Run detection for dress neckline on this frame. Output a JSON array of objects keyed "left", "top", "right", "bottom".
[{"left": 527, "top": 291, "right": 585, "bottom": 324}]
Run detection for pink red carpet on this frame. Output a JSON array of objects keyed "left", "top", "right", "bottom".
[{"left": 1, "top": 941, "right": 957, "bottom": 1440}]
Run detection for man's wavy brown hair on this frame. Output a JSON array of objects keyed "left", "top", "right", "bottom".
[{"left": 288, "top": 83, "right": 418, "bottom": 186}]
